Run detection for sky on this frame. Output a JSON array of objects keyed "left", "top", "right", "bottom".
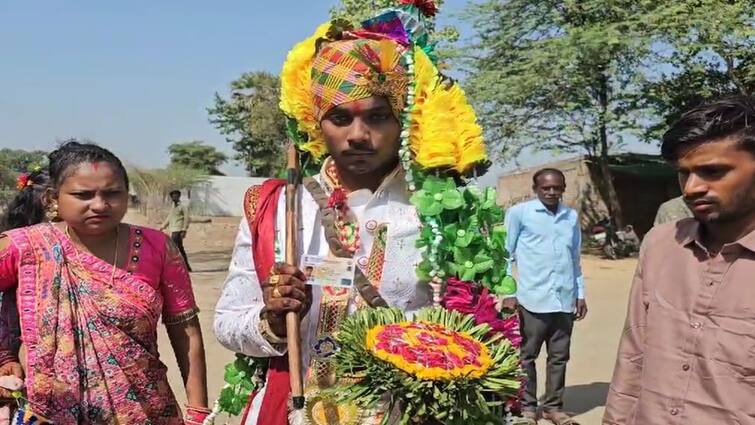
[{"left": 0, "top": 0, "right": 656, "bottom": 187}]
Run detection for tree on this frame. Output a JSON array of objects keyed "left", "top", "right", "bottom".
[
  {"left": 639, "top": 0, "right": 755, "bottom": 140},
  {"left": 208, "top": 72, "right": 286, "bottom": 177},
  {"left": 0, "top": 148, "right": 48, "bottom": 187},
  {"left": 128, "top": 166, "right": 208, "bottom": 221},
  {"left": 463, "top": 0, "right": 654, "bottom": 225},
  {"left": 0, "top": 148, "right": 47, "bottom": 173},
  {"left": 167, "top": 141, "right": 227, "bottom": 175}
]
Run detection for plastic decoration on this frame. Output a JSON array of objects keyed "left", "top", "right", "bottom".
[{"left": 330, "top": 307, "right": 522, "bottom": 425}]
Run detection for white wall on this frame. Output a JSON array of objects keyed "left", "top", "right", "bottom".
[{"left": 191, "top": 176, "right": 267, "bottom": 217}]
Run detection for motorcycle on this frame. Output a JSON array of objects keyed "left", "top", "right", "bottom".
[{"left": 590, "top": 218, "right": 640, "bottom": 259}]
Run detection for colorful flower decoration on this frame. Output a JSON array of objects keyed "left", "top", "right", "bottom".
[
  {"left": 279, "top": 22, "right": 333, "bottom": 161},
  {"left": 330, "top": 307, "right": 522, "bottom": 425},
  {"left": 366, "top": 321, "right": 492, "bottom": 380},
  {"left": 399, "top": 0, "right": 439, "bottom": 17}
]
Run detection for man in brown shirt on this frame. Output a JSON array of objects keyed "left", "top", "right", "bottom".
[{"left": 604, "top": 95, "right": 755, "bottom": 425}]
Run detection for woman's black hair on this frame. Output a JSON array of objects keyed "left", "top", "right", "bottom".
[
  {"left": 1, "top": 140, "right": 128, "bottom": 232},
  {"left": 48, "top": 140, "right": 129, "bottom": 191},
  {"left": 2, "top": 168, "right": 50, "bottom": 231}
]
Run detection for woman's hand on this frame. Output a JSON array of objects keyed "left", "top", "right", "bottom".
[
  {"left": 0, "top": 361, "right": 24, "bottom": 400},
  {"left": 262, "top": 263, "right": 312, "bottom": 337}
]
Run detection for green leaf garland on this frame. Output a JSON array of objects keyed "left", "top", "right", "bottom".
[{"left": 410, "top": 176, "right": 516, "bottom": 296}]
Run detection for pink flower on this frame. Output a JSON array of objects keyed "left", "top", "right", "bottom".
[
  {"left": 444, "top": 279, "right": 522, "bottom": 348},
  {"left": 442, "top": 278, "right": 475, "bottom": 314},
  {"left": 474, "top": 291, "right": 522, "bottom": 348}
]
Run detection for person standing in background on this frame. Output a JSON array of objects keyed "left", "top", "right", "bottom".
[
  {"left": 505, "top": 168, "right": 587, "bottom": 425},
  {"left": 653, "top": 195, "right": 692, "bottom": 226},
  {"left": 161, "top": 190, "right": 192, "bottom": 272},
  {"left": 604, "top": 96, "right": 755, "bottom": 424}
]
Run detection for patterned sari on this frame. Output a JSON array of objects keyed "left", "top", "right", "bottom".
[{"left": 0, "top": 223, "right": 199, "bottom": 424}]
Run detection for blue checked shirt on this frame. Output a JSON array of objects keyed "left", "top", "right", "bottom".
[{"left": 505, "top": 199, "right": 585, "bottom": 313}]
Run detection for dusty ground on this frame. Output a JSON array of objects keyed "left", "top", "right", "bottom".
[{"left": 128, "top": 211, "right": 638, "bottom": 425}]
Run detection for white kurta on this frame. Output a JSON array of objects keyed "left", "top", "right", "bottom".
[{"left": 213, "top": 171, "right": 431, "bottom": 424}]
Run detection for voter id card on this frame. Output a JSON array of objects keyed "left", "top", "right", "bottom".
[{"left": 301, "top": 255, "right": 355, "bottom": 288}]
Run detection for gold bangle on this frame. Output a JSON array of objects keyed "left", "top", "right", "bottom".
[
  {"left": 272, "top": 287, "right": 282, "bottom": 298},
  {"left": 259, "top": 317, "right": 287, "bottom": 345},
  {"left": 268, "top": 274, "right": 281, "bottom": 286}
]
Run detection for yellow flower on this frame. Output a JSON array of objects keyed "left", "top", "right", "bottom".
[
  {"left": 280, "top": 22, "right": 331, "bottom": 160},
  {"left": 409, "top": 47, "right": 487, "bottom": 174}
]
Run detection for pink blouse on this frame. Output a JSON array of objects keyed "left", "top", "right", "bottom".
[{"left": 0, "top": 225, "right": 197, "bottom": 322}]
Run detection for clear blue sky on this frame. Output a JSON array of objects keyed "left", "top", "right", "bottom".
[
  {"left": 0, "top": 0, "right": 655, "bottom": 184},
  {"left": 0, "top": 0, "right": 477, "bottom": 176}
]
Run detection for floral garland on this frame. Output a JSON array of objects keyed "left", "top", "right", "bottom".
[{"left": 326, "top": 160, "right": 361, "bottom": 253}]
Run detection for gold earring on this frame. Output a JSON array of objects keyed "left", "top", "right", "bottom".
[{"left": 46, "top": 203, "right": 59, "bottom": 222}]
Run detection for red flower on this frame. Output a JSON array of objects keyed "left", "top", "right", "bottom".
[
  {"left": 399, "top": 0, "right": 438, "bottom": 17},
  {"left": 15, "top": 173, "right": 31, "bottom": 191},
  {"left": 328, "top": 188, "right": 348, "bottom": 209}
]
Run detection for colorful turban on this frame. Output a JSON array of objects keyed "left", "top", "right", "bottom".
[
  {"left": 279, "top": 1, "right": 488, "bottom": 174},
  {"left": 311, "top": 38, "right": 408, "bottom": 121}
]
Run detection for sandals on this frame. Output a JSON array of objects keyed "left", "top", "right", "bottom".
[{"left": 541, "top": 410, "right": 580, "bottom": 425}]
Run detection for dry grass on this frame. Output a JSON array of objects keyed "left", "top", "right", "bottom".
[{"left": 128, "top": 166, "right": 207, "bottom": 221}]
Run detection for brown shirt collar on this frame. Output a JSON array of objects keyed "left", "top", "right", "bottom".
[{"left": 677, "top": 218, "right": 755, "bottom": 253}]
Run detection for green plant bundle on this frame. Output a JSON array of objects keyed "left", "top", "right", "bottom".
[
  {"left": 216, "top": 354, "right": 269, "bottom": 416},
  {"left": 410, "top": 175, "right": 516, "bottom": 295},
  {"left": 330, "top": 307, "right": 522, "bottom": 425}
]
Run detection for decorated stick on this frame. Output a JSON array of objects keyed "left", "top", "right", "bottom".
[{"left": 285, "top": 143, "right": 305, "bottom": 411}]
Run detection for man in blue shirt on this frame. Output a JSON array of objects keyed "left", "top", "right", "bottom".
[{"left": 505, "top": 168, "right": 587, "bottom": 425}]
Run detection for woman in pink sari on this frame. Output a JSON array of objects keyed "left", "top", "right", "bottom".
[{"left": 0, "top": 141, "right": 209, "bottom": 424}]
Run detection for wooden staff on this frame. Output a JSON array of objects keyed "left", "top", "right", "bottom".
[{"left": 285, "top": 143, "right": 305, "bottom": 410}]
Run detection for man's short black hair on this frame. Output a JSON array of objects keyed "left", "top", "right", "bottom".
[
  {"left": 169, "top": 190, "right": 181, "bottom": 197},
  {"left": 661, "top": 95, "right": 755, "bottom": 161},
  {"left": 532, "top": 168, "right": 566, "bottom": 186}
]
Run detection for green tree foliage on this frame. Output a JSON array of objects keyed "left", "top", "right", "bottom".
[
  {"left": 207, "top": 72, "right": 286, "bottom": 177},
  {"left": 462, "top": 0, "right": 651, "bottom": 224},
  {"left": 0, "top": 148, "right": 48, "bottom": 215},
  {"left": 463, "top": 1, "right": 755, "bottom": 224},
  {"left": 0, "top": 148, "right": 47, "bottom": 174},
  {"left": 640, "top": 0, "right": 755, "bottom": 140},
  {"left": 167, "top": 141, "right": 227, "bottom": 176},
  {"left": 0, "top": 148, "right": 47, "bottom": 187}
]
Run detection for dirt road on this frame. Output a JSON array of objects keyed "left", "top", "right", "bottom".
[{"left": 133, "top": 212, "right": 637, "bottom": 425}]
